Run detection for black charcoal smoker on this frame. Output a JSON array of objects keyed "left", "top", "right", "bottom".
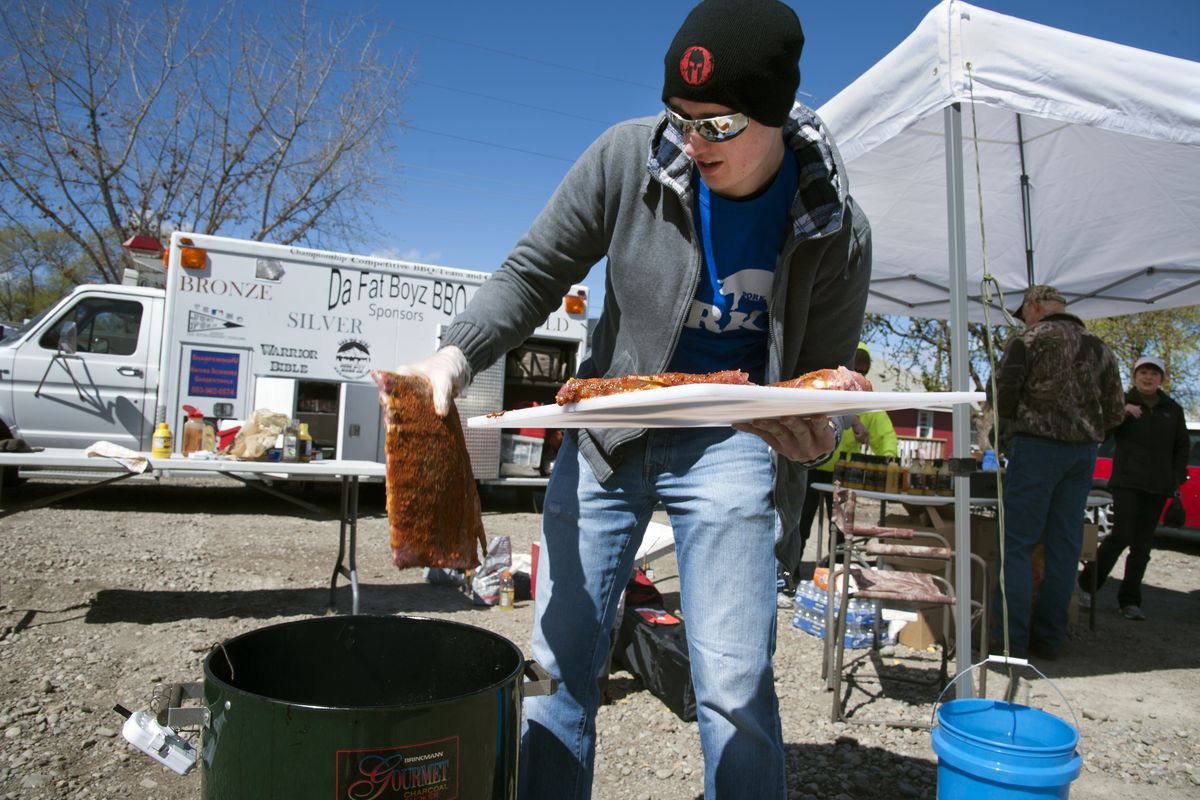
[{"left": 117, "top": 615, "right": 555, "bottom": 799}]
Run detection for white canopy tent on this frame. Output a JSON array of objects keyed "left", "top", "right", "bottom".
[
  {"left": 820, "top": 0, "right": 1200, "bottom": 321},
  {"left": 817, "top": 0, "right": 1200, "bottom": 693}
]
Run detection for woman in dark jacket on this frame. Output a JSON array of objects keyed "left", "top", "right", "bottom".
[{"left": 1079, "top": 356, "right": 1189, "bottom": 620}]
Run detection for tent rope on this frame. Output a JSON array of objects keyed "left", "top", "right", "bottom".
[{"left": 965, "top": 64, "right": 1018, "bottom": 674}]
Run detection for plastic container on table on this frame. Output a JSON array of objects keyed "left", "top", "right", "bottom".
[{"left": 181, "top": 406, "right": 205, "bottom": 456}]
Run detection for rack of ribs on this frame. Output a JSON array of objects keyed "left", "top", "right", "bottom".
[
  {"left": 554, "top": 365, "right": 870, "bottom": 405},
  {"left": 769, "top": 366, "right": 873, "bottom": 392},
  {"left": 372, "top": 370, "right": 486, "bottom": 569},
  {"left": 555, "top": 369, "right": 750, "bottom": 404}
]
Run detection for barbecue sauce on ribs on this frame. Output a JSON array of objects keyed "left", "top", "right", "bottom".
[
  {"left": 372, "top": 370, "right": 486, "bottom": 569},
  {"left": 554, "top": 366, "right": 870, "bottom": 405},
  {"left": 769, "top": 366, "right": 873, "bottom": 392},
  {"left": 555, "top": 369, "right": 751, "bottom": 404}
]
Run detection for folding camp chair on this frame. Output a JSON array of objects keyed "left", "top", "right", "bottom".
[{"left": 823, "top": 482, "right": 987, "bottom": 727}]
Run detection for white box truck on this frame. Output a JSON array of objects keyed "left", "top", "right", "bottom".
[{"left": 0, "top": 232, "right": 588, "bottom": 483}]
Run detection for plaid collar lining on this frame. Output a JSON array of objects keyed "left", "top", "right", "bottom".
[{"left": 646, "top": 105, "right": 845, "bottom": 240}]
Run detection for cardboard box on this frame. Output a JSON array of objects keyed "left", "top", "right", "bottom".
[
  {"left": 885, "top": 563, "right": 983, "bottom": 651},
  {"left": 898, "top": 609, "right": 944, "bottom": 650}
]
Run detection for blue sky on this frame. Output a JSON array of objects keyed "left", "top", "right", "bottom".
[{"left": 309, "top": 0, "right": 1199, "bottom": 314}]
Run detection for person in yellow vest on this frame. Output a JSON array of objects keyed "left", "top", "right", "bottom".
[{"left": 777, "top": 343, "right": 898, "bottom": 592}]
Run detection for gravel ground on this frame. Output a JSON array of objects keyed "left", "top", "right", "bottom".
[{"left": 1, "top": 474, "right": 1198, "bottom": 799}]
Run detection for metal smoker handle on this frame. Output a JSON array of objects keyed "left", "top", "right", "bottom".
[
  {"left": 152, "top": 681, "right": 211, "bottom": 729},
  {"left": 521, "top": 660, "right": 559, "bottom": 698}
]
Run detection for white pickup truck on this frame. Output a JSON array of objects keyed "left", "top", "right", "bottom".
[{"left": 0, "top": 233, "right": 588, "bottom": 482}]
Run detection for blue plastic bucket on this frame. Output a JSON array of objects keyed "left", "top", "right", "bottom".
[{"left": 932, "top": 698, "right": 1081, "bottom": 799}]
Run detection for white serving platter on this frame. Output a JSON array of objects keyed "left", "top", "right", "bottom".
[{"left": 467, "top": 384, "right": 985, "bottom": 429}]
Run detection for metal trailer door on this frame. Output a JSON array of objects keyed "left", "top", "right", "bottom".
[
  {"left": 172, "top": 344, "right": 255, "bottom": 426},
  {"left": 458, "top": 356, "right": 504, "bottom": 481},
  {"left": 338, "top": 328, "right": 505, "bottom": 479},
  {"left": 338, "top": 381, "right": 385, "bottom": 463}
]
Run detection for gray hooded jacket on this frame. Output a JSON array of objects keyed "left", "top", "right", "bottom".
[{"left": 441, "top": 104, "right": 872, "bottom": 560}]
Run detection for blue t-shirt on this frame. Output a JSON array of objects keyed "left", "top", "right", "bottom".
[{"left": 668, "top": 153, "right": 799, "bottom": 383}]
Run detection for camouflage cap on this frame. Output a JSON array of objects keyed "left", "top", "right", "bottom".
[{"left": 1014, "top": 284, "right": 1067, "bottom": 321}]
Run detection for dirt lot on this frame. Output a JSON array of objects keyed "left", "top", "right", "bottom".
[{"left": 1, "top": 474, "right": 1198, "bottom": 799}]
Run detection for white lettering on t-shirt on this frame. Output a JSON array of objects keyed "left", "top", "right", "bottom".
[
  {"left": 726, "top": 309, "right": 765, "bottom": 331},
  {"left": 680, "top": 268, "right": 771, "bottom": 333},
  {"left": 718, "top": 269, "right": 773, "bottom": 314},
  {"left": 684, "top": 300, "right": 724, "bottom": 332}
]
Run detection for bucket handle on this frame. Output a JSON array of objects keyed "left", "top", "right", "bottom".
[
  {"left": 930, "top": 654, "right": 1081, "bottom": 738},
  {"left": 521, "top": 659, "right": 558, "bottom": 698}
]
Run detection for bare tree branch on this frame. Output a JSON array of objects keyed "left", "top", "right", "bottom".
[{"left": 0, "top": 0, "right": 409, "bottom": 285}]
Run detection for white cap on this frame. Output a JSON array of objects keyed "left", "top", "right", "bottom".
[{"left": 1133, "top": 356, "right": 1166, "bottom": 375}]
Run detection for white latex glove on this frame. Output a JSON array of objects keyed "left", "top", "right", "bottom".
[
  {"left": 732, "top": 415, "right": 837, "bottom": 463},
  {"left": 394, "top": 346, "right": 470, "bottom": 417}
]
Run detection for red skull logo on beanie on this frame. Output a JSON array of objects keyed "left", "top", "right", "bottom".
[{"left": 680, "top": 46, "right": 714, "bottom": 86}]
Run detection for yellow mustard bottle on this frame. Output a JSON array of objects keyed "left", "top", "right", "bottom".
[
  {"left": 151, "top": 422, "right": 173, "bottom": 457},
  {"left": 298, "top": 423, "right": 314, "bottom": 462}
]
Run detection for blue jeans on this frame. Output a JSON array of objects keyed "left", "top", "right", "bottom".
[
  {"left": 991, "top": 435, "right": 1097, "bottom": 654},
  {"left": 520, "top": 428, "right": 785, "bottom": 800}
]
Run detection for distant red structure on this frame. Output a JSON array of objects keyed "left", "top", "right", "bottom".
[{"left": 887, "top": 407, "right": 956, "bottom": 460}]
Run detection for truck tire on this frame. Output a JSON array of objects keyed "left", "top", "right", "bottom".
[
  {"left": 1086, "top": 488, "right": 1113, "bottom": 542},
  {"left": 0, "top": 425, "right": 21, "bottom": 489}
]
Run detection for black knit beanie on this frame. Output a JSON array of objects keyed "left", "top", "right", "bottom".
[{"left": 662, "top": 0, "right": 804, "bottom": 128}]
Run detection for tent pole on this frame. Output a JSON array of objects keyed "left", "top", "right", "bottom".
[
  {"left": 1017, "top": 113, "right": 1036, "bottom": 285},
  {"left": 944, "top": 102, "right": 975, "bottom": 697}
]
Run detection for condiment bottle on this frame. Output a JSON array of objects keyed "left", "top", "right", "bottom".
[
  {"left": 845, "top": 453, "right": 864, "bottom": 490},
  {"left": 885, "top": 456, "right": 901, "bottom": 494},
  {"left": 298, "top": 423, "right": 313, "bottom": 462},
  {"left": 862, "top": 453, "right": 876, "bottom": 490},
  {"left": 498, "top": 571, "right": 515, "bottom": 610},
  {"left": 909, "top": 457, "right": 926, "bottom": 495},
  {"left": 282, "top": 420, "right": 299, "bottom": 462},
  {"left": 832, "top": 452, "right": 847, "bottom": 485},
  {"left": 937, "top": 458, "right": 953, "bottom": 496},
  {"left": 201, "top": 420, "right": 217, "bottom": 453},
  {"left": 923, "top": 458, "right": 938, "bottom": 495},
  {"left": 869, "top": 455, "right": 884, "bottom": 491},
  {"left": 151, "top": 422, "right": 173, "bottom": 458},
  {"left": 181, "top": 405, "right": 204, "bottom": 456}
]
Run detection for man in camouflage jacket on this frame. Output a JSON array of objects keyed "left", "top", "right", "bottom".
[{"left": 988, "top": 285, "right": 1125, "bottom": 659}]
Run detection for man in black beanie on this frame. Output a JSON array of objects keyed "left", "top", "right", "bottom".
[{"left": 393, "top": 1, "right": 871, "bottom": 797}]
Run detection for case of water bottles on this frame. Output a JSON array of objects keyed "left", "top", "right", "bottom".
[{"left": 789, "top": 580, "right": 887, "bottom": 649}]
